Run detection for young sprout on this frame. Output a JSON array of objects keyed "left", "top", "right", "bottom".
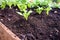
[
  {"left": 17, "top": 10, "right": 32, "bottom": 20},
  {"left": 35, "top": 7, "right": 43, "bottom": 14},
  {"left": 23, "top": 10, "right": 32, "bottom": 20},
  {"left": 45, "top": 7, "right": 52, "bottom": 15}
]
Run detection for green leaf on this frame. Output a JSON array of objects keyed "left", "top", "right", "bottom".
[
  {"left": 17, "top": 4, "right": 27, "bottom": 11},
  {"left": 20, "top": 0, "right": 27, "bottom": 4},
  {"left": 27, "top": 0, "right": 38, "bottom": 8},
  {"left": 17, "top": 12, "right": 23, "bottom": 16},
  {"left": 52, "top": 2, "right": 60, "bottom": 8},
  {"left": 0, "top": 0, "right": 2, "bottom": 5},
  {"left": 20, "top": 4, "right": 27, "bottom": 11},
  {"left": 12, "top": 0, "right": 18, "bottom": 6},
  {"left": 17, "top": 3, "right": 21, "bottom": 10},
  {"left": 0, "top": 0, "right": 6, "bottom": 9}
]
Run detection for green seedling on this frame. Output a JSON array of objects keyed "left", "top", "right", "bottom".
[
  {"left": 17, "top": 10, "right": 32, "bottom": 20},
  {"left": 23, "top": 10, "right": 32, "bottom": 20},
  {"left": 35, "top": 7, "right": 43, "bottom": 14},
  {"left": 45, "top": 7, "right": 52, "bottom": 15}
]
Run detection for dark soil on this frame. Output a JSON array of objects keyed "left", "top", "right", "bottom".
[{"left": 0, "top": 8, "right": 60, "bottom": 40}]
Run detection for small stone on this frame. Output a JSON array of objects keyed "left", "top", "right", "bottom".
[
  {"left": 8, "top": 18, "right": 11, "bottom": 21},
  {"left": 0, "top": 19, "right": 3, "bottom": 21},
  {"left": 20, "top": 34, "right": 26, "bottom": 38},
  {"left": 16, "top": 9, "right": 18, "bottom": 10},
  {"left": 54, "top": 28, "right": 59, "bottom": 32},
  {"left": 50, "top": 34, "right": 52, "bottom": 37},
  {"left": 8, "top": 14, "right": 12, "bottom": 18},
  {"left": 54, "top": 11, "right": 58, "bottom": 13}
]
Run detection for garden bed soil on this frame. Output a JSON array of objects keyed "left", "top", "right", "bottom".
[{"left": 0, "top": 8, "right": 60, "bottom": 40}]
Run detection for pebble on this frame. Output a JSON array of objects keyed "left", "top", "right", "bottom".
[
  {"left": 50, "top": 34, "right": 52, "bottom": 37},
  {"left": 54, "top": 11, "right": 58, "bottom": 13},
  {"left": 7, "top": 18, "right": 11, "bottom": 21},
  {"left": 8, "top": 14, "right": 12, "bottom": 18},
  {"left": 16, "top": 9, "right": 18, "bottom": 11},
  {"left": 0, "top": 19, "right": 3, "bottom": 21}
]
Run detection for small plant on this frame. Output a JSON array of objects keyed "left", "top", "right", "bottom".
[
  {"left": 45, "top": 7, "right": 52, "bottom": 15},
  {"left": 35, "top": 7, "right": 43, "bottom": 14},
  {"left": 17, "top": 10, "right": 32, "bottom": 20},
  {"left": 23, "top": 10, "right": 32, "bottom": 20}
]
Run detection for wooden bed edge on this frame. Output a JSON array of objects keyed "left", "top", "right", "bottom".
[{"left": 0, "top": 22, "right": 21, "bottom": 40}]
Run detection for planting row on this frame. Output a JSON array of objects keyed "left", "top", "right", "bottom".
[{"left": 0, "top": 0, "right": 60, "bottom": 20}]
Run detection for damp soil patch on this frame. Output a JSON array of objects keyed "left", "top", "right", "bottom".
[{"left": 0, "top": 8, "right": 60, "bottom": 40}]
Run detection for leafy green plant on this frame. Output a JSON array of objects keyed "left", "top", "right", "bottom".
[
  {"left": 45, "top": 7, "right": 52, "bottom": 15},
  {"left": 35, "top": 7, "right": 43, "bottom": 14},
  {"left": 17, "top": 10, "right": 32, "bottom": 20},
  {"left": 0, "top": 0, "right": 6, "bottom": 9},
  {"left": 23, "top": 10, "right": 32, "bottom": 20}
]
